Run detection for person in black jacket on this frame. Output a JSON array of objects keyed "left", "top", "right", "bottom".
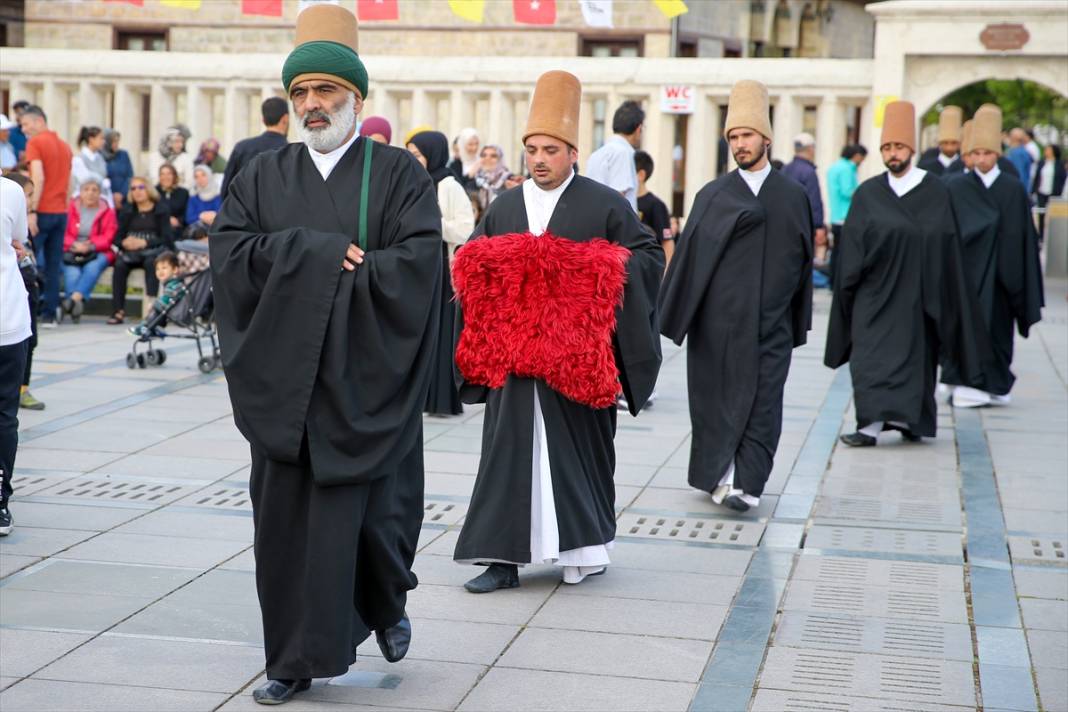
[
  {"left": 108, "top": 177, "right": 172, "bottom": 324},
  {"left": 1032, "top": 143, "right": 1067, "bottom": 241},
  {"left": 155, "top": 163, "right": 189, "bottom": 242},
  {"left": 220, "top": 97, "right": 290, "bottom": 199}
]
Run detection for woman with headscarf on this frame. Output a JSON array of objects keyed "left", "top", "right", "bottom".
[
  {"left": 71, "top": 126, "right": 113, "bottom": 206},
  {"left": 447, "top": 127, "right": 480, "bottom": 192},
  {"left": 148, "top": 124, "right": 194, "bottom": 189},
  {"left": 185, "top": 164, "right": 222, "bottom": 229},
  {"left": 103, "top": 129, "right": 133, "bottom": 208},
  {"left": 408, "top": 129, "right": 475, "bottom": 416},
  {"left": 195, "top": 138, "right": 228, "bottom": 179},
  {"left": 474, "top": 143, "right": 510, "bottom": 213},
  {"left": 359, "top": 116, "right": 392, "bottom": 144}
]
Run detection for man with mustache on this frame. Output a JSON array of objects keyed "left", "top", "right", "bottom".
[
  {"left": 659, "top": 80, "right": 812, "bottom": 512},
  {"left": 826, "top": 100, "right": 985, "bottom": 447},
  {"left": 209, "top": 4, "right": 442, "bottom": 705},
  {"left": 453, "top": 71, "right": 663, "bottom": 592}
]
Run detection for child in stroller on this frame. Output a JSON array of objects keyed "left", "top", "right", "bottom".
[{"left": 129, "top": 251, "right": 185, "bottom": 337}]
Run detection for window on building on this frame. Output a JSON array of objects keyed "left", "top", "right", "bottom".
[
  {"left": 678, "top": 40, "right": 697, "bottom": 58},
  {"left": 116, "top": 29, "right": 168, "bottom": 51},
  {"left": 846, "top": 105, "right": 862, "bottom": 146},
  {"left": 140, "top": 93, "right": 151, "bottom": 151},
  {"left": 802, "top": 105, "right": 818, "bottom": 136},
  {"left": 580, "top": 38, "right": 642, "bottom": 57},
  {"left": 592, "top": 98, "right": 606, "bottom": 150}
]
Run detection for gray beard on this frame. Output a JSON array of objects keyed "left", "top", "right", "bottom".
[{"left": 296, "top": 94, "right": 356, "bottom": 153}]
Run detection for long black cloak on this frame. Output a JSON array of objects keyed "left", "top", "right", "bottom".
[
  {"left": 917, "top": 150, "right": 962, "bottom": 176},
  {"left": 453, "top": 176, "right": 663, "bottom": 564},
  {"left": 210, "top": 138, "right": 442, "bottom": 679},
  {"left": 942, "top": 171, "right": 1043, "bottom": 394},
  {"left": 659, "top": 169, "right": 812, "bottom": 496},
  {"left": 825, "top": 172, "right": 984, "bottom": 435}
]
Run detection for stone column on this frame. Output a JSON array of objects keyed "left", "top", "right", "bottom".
[
  {"left": 223, "top": 84, "right": 247, "bottom": 156},
  {"left": 149, "top": 84, "right": 176, "bottom": 151},
  {"left": 486, "top": 89, "right": 504, "bottom": 150},
  {"left": 816, "top": 95, "right": 845, "bottom": 224},
  {"left": 771, "top": 93, "right": 798, "bottom": 163},
  {"left": 410, "top": 88, "right": 430, "bottom": 131},
  {"left": 79, "top": 81, "right": 106, "bottom": 134},
  {"left": 684, "top": 97, "right": 718, "bottom": 216},
  {"left": 645, "top": 88, "right": 673, "bottom": 206},
  {"left": 186, "top": 85, "right": 211, "bottom": 153},
  {"left": 43, "top": 81, "right": 70, "bottom": 143}
]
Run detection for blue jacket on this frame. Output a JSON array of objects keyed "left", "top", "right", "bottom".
[
  {"left": 106, "top": 149, "right": 134, "bottom": 199},
  {"left": 185, "top": 193, "right": 222, "bottom": 225},
  {"left": 782, "top": 156, "right": 824, "bottom": 229},
  {"left": 1006, "top": 146, "right": 1033, "bottom": 186}
]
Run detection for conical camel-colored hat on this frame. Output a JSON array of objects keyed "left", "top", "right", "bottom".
[
  {"left": 961, "top": 119, "right": 974, "bottom": 154},
  {"left": 937, "top": 105, "right": 963, "bottom": 143},
  {"left": 880, "top": 101, "right": 916, "bottom": 152},
  {"left": 523, "top": 71, "right": 582, "bottom": 148},
  {"left": 723, "top": 80, "right": 772, "bottom": 140},
  {"left": 971, "top": 104, "right": 1003, "bottom": 154},
  {"left": 283, "top": 3, "right": 366, "bottom": 98}
]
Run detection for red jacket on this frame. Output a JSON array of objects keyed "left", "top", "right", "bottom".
[{"left": 64, "top": 199, "right": 118, "bottom": 265}]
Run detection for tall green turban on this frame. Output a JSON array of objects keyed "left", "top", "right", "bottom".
[{"left": 282, "top": 40, "right": 368, "bottom": 100}]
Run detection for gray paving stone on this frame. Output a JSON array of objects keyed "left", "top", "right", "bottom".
[
  {"left": 554, "top": 564, "right": 742, "bottom": 606},
  {"left": 61, "top": 531, "right": 248, "bottom": 568},
  {"left": 0, "top": 629, "right": 92, "bottom": 677},
  {"left": 2, "top": 502, "right": 143, "bottom": 532},
  {"left": 30, "top": 475, "right": 206, "bottom": 508},
  {"left": 3, "top": 560, "right": 198, "bottom": 598},
  {"left": 774, "top": 610, "right": 973, "bottom": 661},
  {"left": 1020, "top": 598, "right": 1068, "bottom": 632},
  {"left": 1009, "top": 535, "right": 1068, "bottom": 565},
  {"left": 617, "top": 511, "right": 766, "bottom": 547},
  {"left": 422, "top": 451, "right": 480, "bottom": 475},
  {"left": 164, "top": 568, "right": 259, "bottom": 607},
  {"left": 498, "top": 627, "right": 711, "bottom": 682},
  {"left": 758, "top": 646, "right": 977, "bottom": 707},
  {"left": 0, "top": 588, "right": 153, "bottom": 632},
  {"left": 0, "top": 554, "right": 40, "bottom": 578},
  {"left": 113, "top": 596, "right": 263, "bottom": 644},
  {"left": 219, "top": 694, "right": 424, "bottom": 712},
  {"left": 750, "top": 688, "right": 977, "bottom": 711},
  {"left": 977, "top": 663, "right": 1039, "bottom": 711},
  {"left": 1003, "top": 509, "right": 1068, "bottom": 536},
  {"left": 458, "top": 667, "right": 696, "bottom": 712},
  {"left": 804, "top": 525, "right": 963, "bottom": 559},
  {"left": 783, "top": 577, "right": 969, "bottom": 623},
  {"left": 111, "top": 508, "right": 253, "bottom": 542},
  {"left": 1035, "top": 665, "right": 1068, "bottom": 712},
  {"left": 813, "top": 496, "right": 962, "bottom": 531},
  {"left": 610, "top": 540, "right": 753, "bottom": 576},
  {"left": 630, "top": 486, "right": 778, "bottom": 520},
  {"left": 12, "top": 448, "right": 121, "bottom": 473},
  {"left": 97, "top": 454, "right": 248, "bottom": 480},
  {"left": 0, "top": 527, "right": 96, "bottom": 558},
  {"left": 404, "top": 618, "right": 517, "bottom": 665},
  {"left": 405, "top": 580, "right": 557, "bottom": 626},
  {"left": 0, "top": 679, "right": 227, "bottom": 711},
  {"left": 1026, "top": 628, "right": 1068, "bottom": 669},
  {"left": 791, "top": 554, "right": 964, "bottom": 591},
  {"left": 977, "top": 626, "right": 1033, "bottom": 667},
  {"left": 293, "top": 658, "right": 484, "bottom": 711},
  {"left": 529, "top": 593, "right": 727, "bottom": 640}
]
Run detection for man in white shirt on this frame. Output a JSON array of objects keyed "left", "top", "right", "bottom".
[
  {"left": 584, "top": 100, "right": 644, "bottom": 212},
  {"left": 0, "top": 176, "right": 33, "bottom": 536}
]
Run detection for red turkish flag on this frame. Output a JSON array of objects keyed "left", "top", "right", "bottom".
[
  {"left": 241, "top": 0, "right": 282, "bottom": 16},
  {"left": 105, "top": 0, "right": 145, "bottom": 5},
  {"left": 358, "top": 0, "right": 399, "bottom": 21},
  {"left": 513, "top": 0, "right": 556, "bottom": 25}
]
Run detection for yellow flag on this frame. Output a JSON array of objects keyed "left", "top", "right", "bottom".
[
  {"left": 448, "top": 0, "right": 484, "bottom": 23},
  {"left": 653, "top": 0, "right": 687, "bottom": 18},
  {"left": 160, "top": 0, "right": 202, "bottom": 8},
  {"left": 874, "top": 95, "right": 900, "bottom": 128}
]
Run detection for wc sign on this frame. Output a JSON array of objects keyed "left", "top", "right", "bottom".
[{"left": 660, "top": 85, "right": 695, "bottom": 114}]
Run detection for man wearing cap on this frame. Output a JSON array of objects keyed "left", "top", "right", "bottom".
[
  {"left": 659, "top": 80, "right": 812, "bottom": 512},
  {"left": 918, "top": 105, "right": 964, "bottom": 175},
  {"left": 826, "top": 101, "right": 985, "bottom": 447},
  {"left": 210, "top": 4, "right": 442, "bottom": 704},
  {"left": 942, "top": 104, "right": 1043, "bottom": 409},
  {"left": 452, "top": 70, "right": 663, "bottom": 592}
]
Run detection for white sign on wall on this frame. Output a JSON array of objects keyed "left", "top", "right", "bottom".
[{"left": 660, "top": 85, "right": 695, "bottom": 115}]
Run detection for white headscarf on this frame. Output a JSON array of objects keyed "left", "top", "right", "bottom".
[{"left": 457, "top": 127, "right": 480, "bottom": 175}]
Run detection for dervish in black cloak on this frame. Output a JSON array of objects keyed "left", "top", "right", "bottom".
[
  {"left": 826, "top": 101, "right": 986, "bottom": 448},
  {"left": 452, "top": 71, "right": 663, "bottom": 593},
  {"left": 659, "top": 80, "right": 812, "bottom": 513},
  {"left": 209, "top": 4, "right": 441, "bottom": 704}
]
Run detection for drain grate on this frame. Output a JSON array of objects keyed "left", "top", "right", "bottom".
[
  {"left": 792, "top": 556, "right": 964, "bottom": 592},
  {"left": 751, "top": 688, "right": 975, "bottom": 711},
  {"left": 774, "top": 611, "right": 973, "bottom": 660},
  {"left": 32, "top": 476, "right": 196, "bottom": 506},
  {"left": 10, "top": 473, "right": 73, "bottom": 496},
  {"left": 758, "top": 647, "right": 976, "bottom": 706},
  {"left": 182, "top": 486, "right": 252, "bottom": 510},
  {"left": 616, "top": 512, "right": 764, "bottom": 546},
  {"left": 805, "top": 525, "right": 962, "bottom": 559},
  {"left": 423, "top": 499, "right": 467, "bottom": 526},
  {"left": 783, "top": 579, "right": 968, "bottom": 623},
  {"left": 1008, "top": 536, "right": 1067, "bottom": 565}
]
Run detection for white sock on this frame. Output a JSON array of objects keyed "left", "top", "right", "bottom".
[
  {"left": 859, "top": 421, "right": 883, "bottom": 438},
  {"left": 562, "top": 565, "right": 605, "bottom": 585},
  {"left": 952, "top": 386, "right": 991, "bottom": 408}
]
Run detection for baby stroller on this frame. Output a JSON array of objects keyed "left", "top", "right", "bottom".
[{"left": 125, "top": 268, "right": 221, "bottom": 374}]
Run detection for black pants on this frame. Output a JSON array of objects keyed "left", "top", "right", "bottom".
[
  {"left": 250, "top": 439, "right": 424, "bottom": 680},
  {"left": 22, "top": 280, "right": 39, "bottom": 388},
  {"left": 112, "top": 253, "right": 161, "bottom": 314},
  {"left": 1036, "top": 193, "right": 1050, "bottom": 244},
  {"left": 828, "top": 224, "right": 843, "bottom": 292},
  {"left": 1, "top": 339, "right": 29, "bottom": 506}
]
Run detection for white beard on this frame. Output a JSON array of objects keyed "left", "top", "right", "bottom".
[{"left": 296, "top": 92, "right": 357, "bottom": 153}]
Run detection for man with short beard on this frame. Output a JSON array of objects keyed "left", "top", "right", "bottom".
[
  {"left": 826, "top": 101, "right": 985, "bottom": 447},
  {"left": 452, "top": 71, "right": 663, "bottom": 592},
  {"left": 659, "top": 80, "right": 812, "bottom": 512},
  {"left": 209, "top": 4, "right": 442, "bottom": 705}
]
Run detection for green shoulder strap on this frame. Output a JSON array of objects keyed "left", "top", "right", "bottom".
[{"left": 359, "top": 137, "right": 373, "bottom": 251}]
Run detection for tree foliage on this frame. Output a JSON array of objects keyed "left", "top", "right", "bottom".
[{"left": 922, "top": 79, "right": 1068, "bottom": 133}]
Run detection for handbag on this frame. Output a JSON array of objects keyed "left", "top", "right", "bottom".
[
  {"left": 120, "top": 231, "right": 164, "bottom": 265},
  {"left": 63, "top": 242, "right": 96, "bottom": 266}
]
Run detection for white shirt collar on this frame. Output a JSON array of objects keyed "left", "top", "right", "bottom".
[
  {"left": 977, "top": 163, "right": 1001, "bottom": 189},
  {"left": 739, "top": 161, "right": 772, "bottom": 197},
  {"left": 523, "top": 171, "right": 576, "bottom": 235},
  {"left": 887, "top": 165, "right": 927, "bottom": 197},
  {"left": 306, "top": 130, "right": 360, "bottom": 181},
  {"left": 938, "top": 152, "right": 958, "bottom": 168}
]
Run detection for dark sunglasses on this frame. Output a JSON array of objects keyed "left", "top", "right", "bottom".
[{"left": 131, "top": 184, "right": 147, "bottom": 190}]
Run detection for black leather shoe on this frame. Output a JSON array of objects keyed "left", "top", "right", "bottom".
[
  {"left": 376, "top": 613, "right": 411, "bottom": 663},
  {"left": 464, "top": 563, "right": 519, "bottom": 593},
  {"left": 252, "top": 678, "right": 310, "bottom": 705},
  {"left": 882, "top": 423, "right": 921, "bottom": 442},
  {"left": 840, "top": 432, "right": 877, "bottom": 447},
  {"left": 722, "top": 494, "right": 751, "bottom": 512}
]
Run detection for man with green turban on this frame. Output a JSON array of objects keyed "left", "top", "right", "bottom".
[{"left": 210, "top": 3, "right": 443, "bottom": 705}]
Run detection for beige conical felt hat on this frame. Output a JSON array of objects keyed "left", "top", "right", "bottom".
[
  {"left": 971, "top": 104, "right": 1003, "bottom": 154},
  {"left": 880, "top": 101, "right": 916, "bottom": 152},
  {"left": 938, "top": 105, "right": 963, "bottom": 143},
  {"left": 295, "top": 3, "right": 358, "bottom": 51},
  {"left": 523, "top": 71, "right": 582, "bottom": 148},
  {"left": 723, "top": 80, "right": 772, "bottom": 140},
  {"left": 961, "top": 119, "right": 974, "bottom": 155}
]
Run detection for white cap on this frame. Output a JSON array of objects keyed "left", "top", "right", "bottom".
[
  {"left": 793, "top": 132, "right": 815, "bottom": 150},
  {"left": 0, "top": 114, "right": 15, "bottom": 130}
]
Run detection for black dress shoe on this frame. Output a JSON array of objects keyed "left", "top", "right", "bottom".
[
  {"left": 722, "top": 494, "right": 751, "bottom": 512},
  {"left": 252, "top": 678, "right": 310, "bottom": 705},
  {"left": 464, "top": 563, "right": 519, "bottom": 593},
  {"left": 840, "top": 432, "right": 877, "bottom": 447},
  {"left": 376, "top": 613, "right": 411, "bottom": 663},
  {"left": 882, "top": 423, "right": 921, "bottom": 442}
]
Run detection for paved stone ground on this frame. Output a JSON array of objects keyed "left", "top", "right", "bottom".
[{"left": 1, "top": 286, "right": 1065, "bottom": 712}]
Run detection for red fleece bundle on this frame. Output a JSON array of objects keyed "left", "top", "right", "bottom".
[{"left": 452, "top": 231, "right": 631, "bottom": 409}]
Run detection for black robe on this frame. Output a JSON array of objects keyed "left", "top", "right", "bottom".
[
  {"left": 210, "top": 138, "right": 442, "bottom": 679},
  {"left": 942, "top": 171, "right": 1043, "bottom": 394},
  {"left": 453, "top": 176, "right": 663, "bottom": 564},
  {"left": 659, "top": 169, "right": 812, "bottom": 496},
  {"left": 425, "top": 241, "right": 463, "bottom": 415},
  {"left": 917, "top": 149, "right": 962, "bottom": 176},
  {"left": 944, "top": 155, "right": 1021, "bottom": 179},
  {"left": 825, "top": 171, "right": 985, "bottom": 436}
]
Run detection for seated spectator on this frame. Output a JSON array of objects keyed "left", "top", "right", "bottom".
[
  {"left": 103, "top": 129, "right": 133, "bottom": 209},
  {"left": 61, "top": 177, "right": 116, "bottom": 323},
  {"left": 156, "top": 163, "right": 189, "bottom": 241},
  {"left": 129, "top": 251, "right": 186, "bottom": 337},
  {"left": 448, "top": 127, "right": 480, "bottom": 191},
  {"left": 185, "top": 164, "right": 221, "bottom": 228},
  {"left": 107, "top": 177, "right": 171, "bottom": 325},
  {"left": 195, "top": 139, "right": 227, "bottom": 183},
  {"left": 149, "top": 125, "right": 194, "bottom": 188},
  {"left": 71, "top": 126, "right": 112, "bottom": 206},
  {"left": 359, "top": 116, "right": 392, "bottom": 145}
]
